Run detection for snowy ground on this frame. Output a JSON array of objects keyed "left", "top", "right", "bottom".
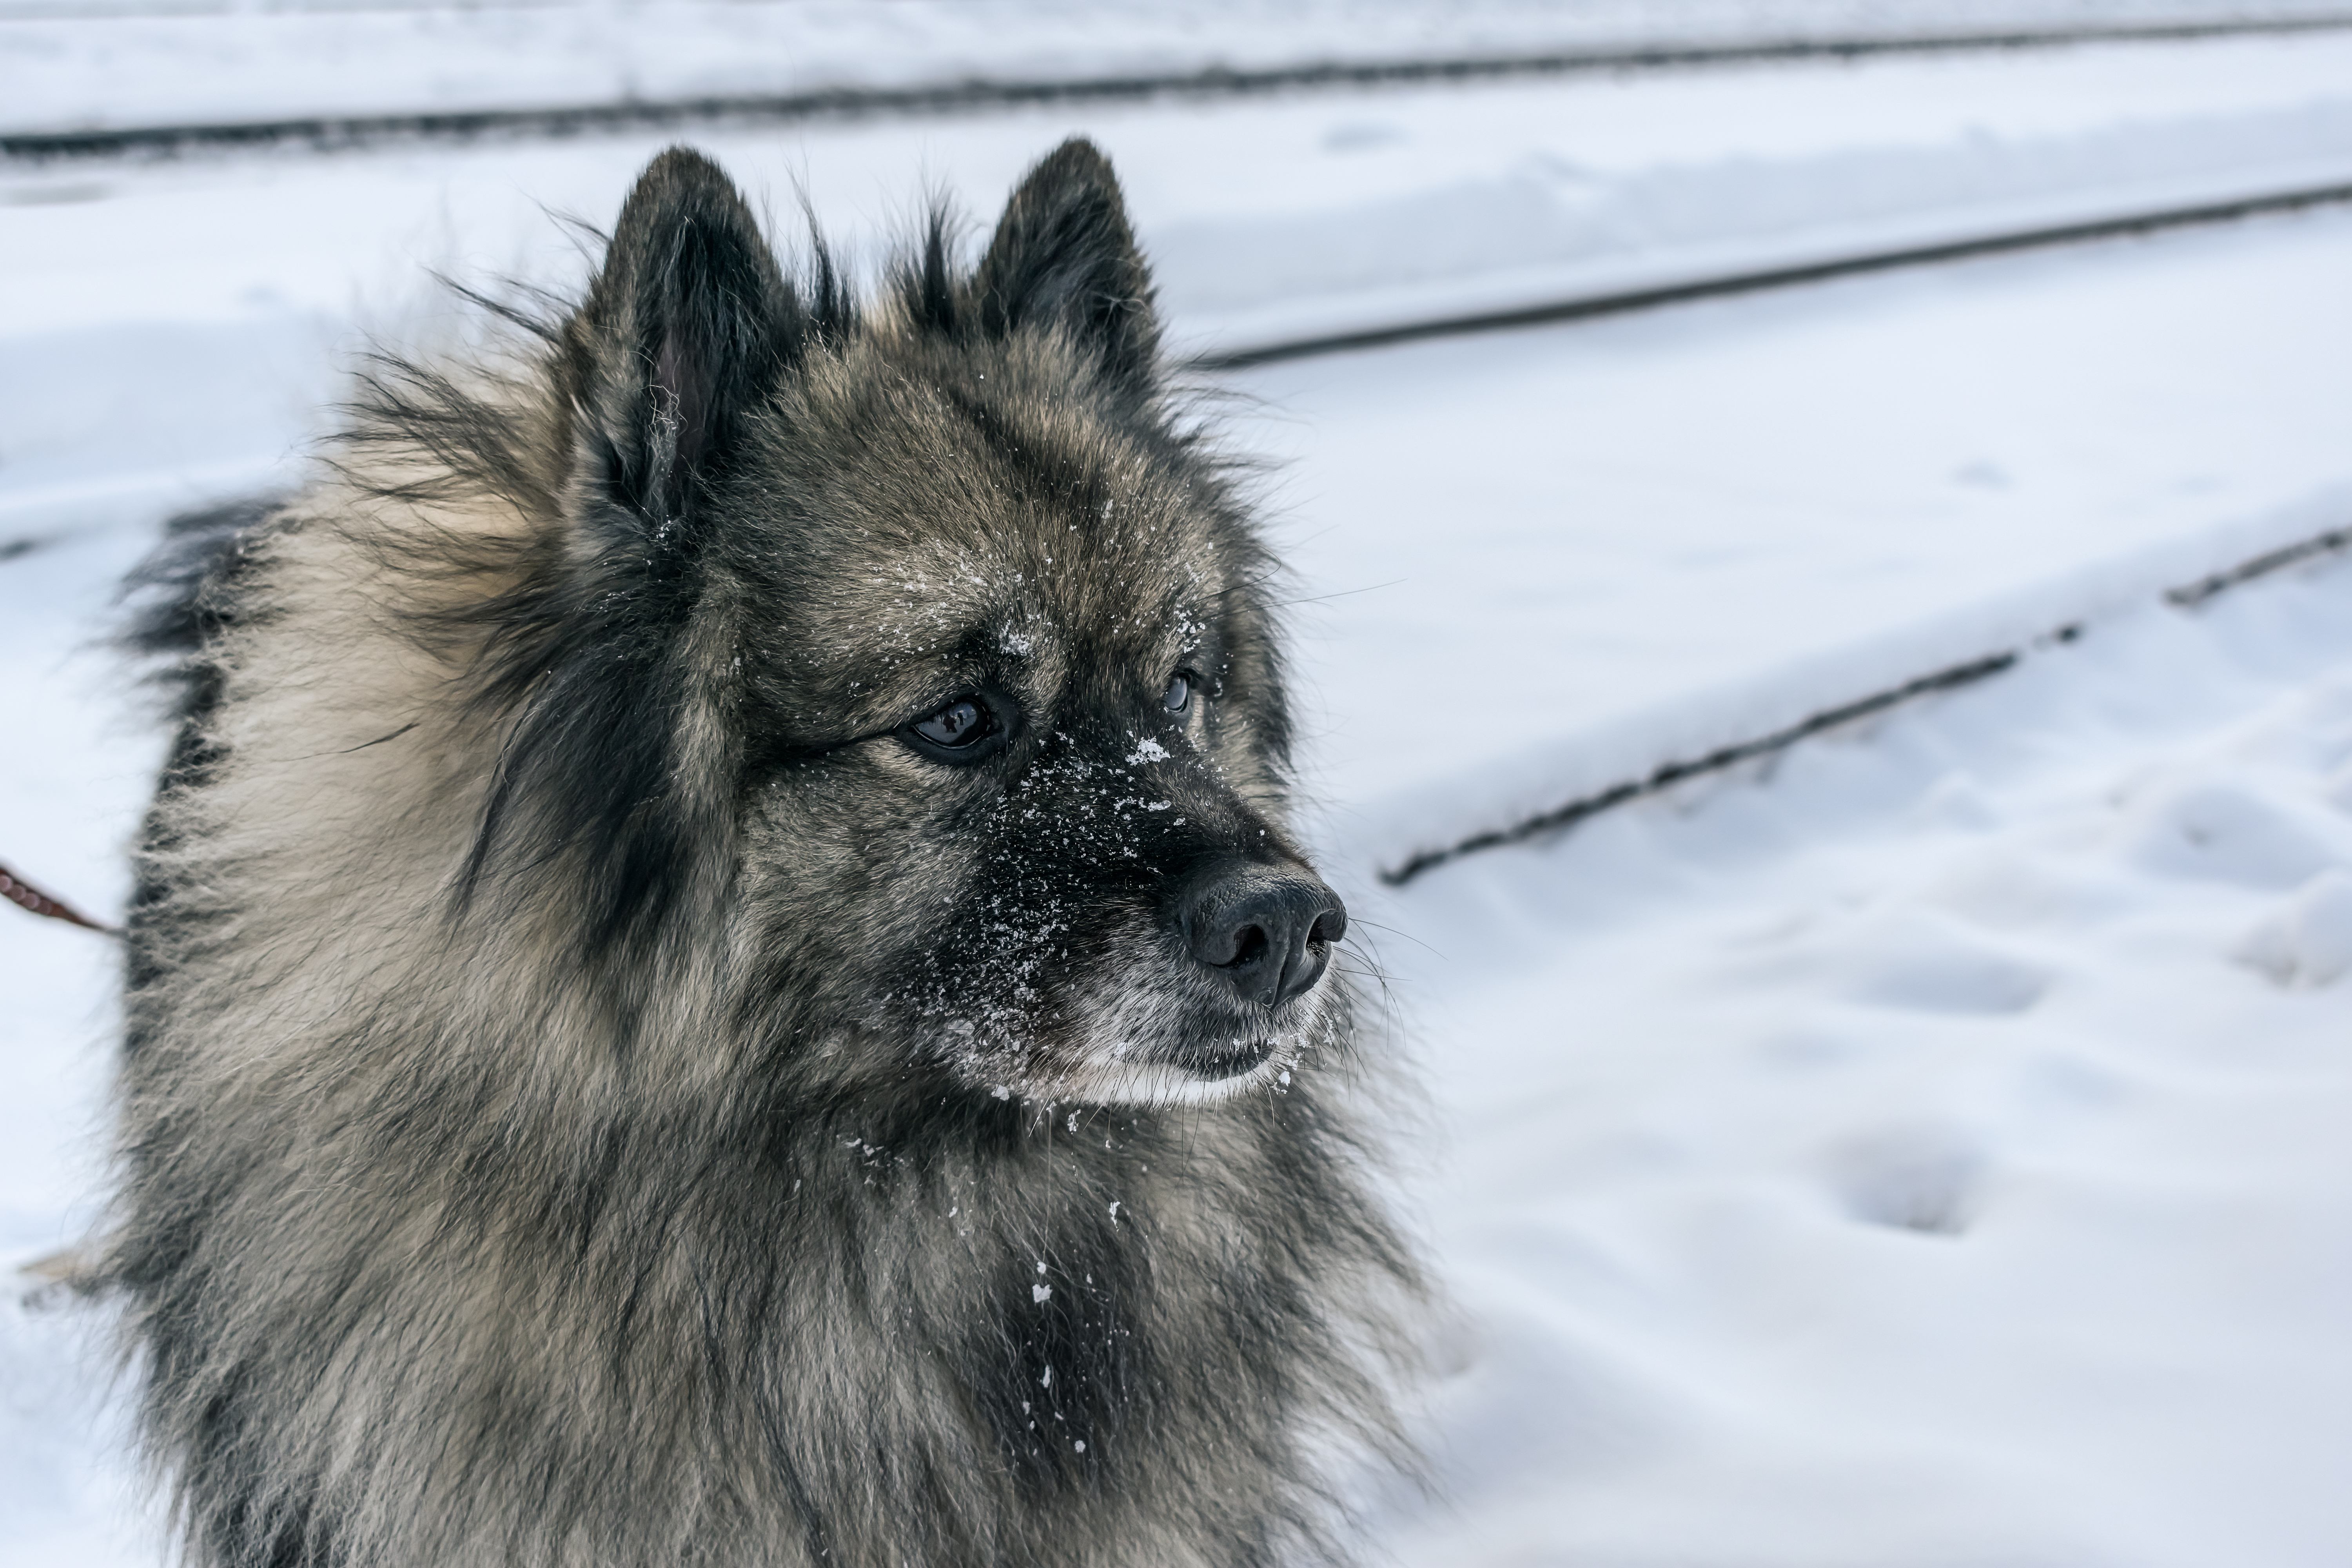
[
  {"left": 11, "top": 26, "right": 2352, "bottom": 384},
  {"left": 1255, "top": 202, "right": 2352, "bottom": 869},
  {"left": 11, "top": 0, "right": 2350, "bottom": 139},
  {"left": 1349, "top": 540, "right": 2352, "bottom": 1568},
  {"left": 9, "top": 13, "right": 2352, "bottom": 1567}
]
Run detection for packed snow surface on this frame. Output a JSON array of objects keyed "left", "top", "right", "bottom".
[
  {"left": 8, "top": 17, "right": 2352, "bottom": 1567},
  {"left": 9, "top": 0, "right": 2349, "bottom": 137},
  {"left": 1345, "top": 550, "right": 2352, "bottom": 1568},
  {"left": 1256, "top": 204, "right": 2352, "bottom": 868},
  {"left": 9, "top": 27, "right": 2352, "bottom": 492}
]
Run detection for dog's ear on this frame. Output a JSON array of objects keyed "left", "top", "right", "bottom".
[
  {"left": 569, "top": 147, "right": 790, "bottom": 535},
  {"left": 974, "top": 139, "right": 1159, "bottom": 390}
]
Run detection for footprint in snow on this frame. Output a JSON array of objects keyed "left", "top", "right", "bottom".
[
  {"left": 2324, "top": 757, "right": 2352, "bottom": 817},
  {"left": 1826, "top": 1125, "right": 1985, "bottom": 1237},
  {"left": 2236, "top": 868, "right": 2352, "bottom": 988},
  {"left": 2127, "top": 781, "right": 2351, "bottom": 889},
  {"left": 1840, "top": 913, "right": 2051, "bottom": 1016}
]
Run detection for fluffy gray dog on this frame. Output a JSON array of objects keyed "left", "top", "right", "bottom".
[{"left": 106, "top": 139, "right": 1418, "bottom": 1568}]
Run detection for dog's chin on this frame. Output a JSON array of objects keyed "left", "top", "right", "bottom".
[
  {"left": 1178, "top": 1036, "right": 1281, "bottom": 1080},
  {"left": 1021, "top": 1033, "right": 1296, "bottom": 1107},
  {"left": 954, "top": 1009, "right": 1318, "bottom": 1109}
]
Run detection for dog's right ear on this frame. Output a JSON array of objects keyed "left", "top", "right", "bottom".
[{"left": 568, "top": 147, "right": 791, "bottom": 540}]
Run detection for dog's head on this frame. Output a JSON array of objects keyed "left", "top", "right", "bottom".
[{"left": 442, "top": 142, "right": 1347, "bottom": 1107}]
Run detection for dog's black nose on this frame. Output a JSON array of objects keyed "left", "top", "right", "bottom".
[{"left": 1179, "top": 862, "right": 1348, "bottom": 1008}]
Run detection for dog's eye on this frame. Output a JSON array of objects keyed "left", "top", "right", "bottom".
[
  {"left": 914, "top": 698, "right": 987, "bottom": 746},
  {"left": 906, "top": 696, "right": 995, "bottom": 759},
  {"left": 1163, "top": 673, "right": 1192, "bottom": 715}
]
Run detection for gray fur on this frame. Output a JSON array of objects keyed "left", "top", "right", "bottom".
[{"left": 104, "top": 140, "right": 1420, "bottom": 1568}]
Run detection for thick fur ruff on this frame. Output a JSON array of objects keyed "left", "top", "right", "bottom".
[{"left": 105, "top": 141, "right": 1419, "bottom": 1568}]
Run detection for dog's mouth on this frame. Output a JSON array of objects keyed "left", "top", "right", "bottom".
[
  {"left": 953, "top": 1018, "right": 1300, "bottom": 1107},
  {"left": 1170, "top": 1036, "right": 1278, "bottom": 1081}
]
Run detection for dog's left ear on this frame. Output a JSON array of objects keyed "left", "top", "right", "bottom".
[
  {"left": 569, "top": 147, "right": 791, "bottom": 535},
  {"left": 975, "top": 139, "right": 1159, "bottom": 392}
]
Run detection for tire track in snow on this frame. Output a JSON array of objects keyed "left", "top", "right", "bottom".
[
  {"left": 1198, "top": 174, "right": 2352, "bottom": 369},
  {"left": 9, "top": 11, "right": 2352, "bottom": 163},
  {"left": 1382, "top": 521, "right": 2352, "bottom": 887}
]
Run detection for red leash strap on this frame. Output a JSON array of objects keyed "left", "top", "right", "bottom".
[{"left": 0, "top": 862, "right": 119, "bottom": 935}]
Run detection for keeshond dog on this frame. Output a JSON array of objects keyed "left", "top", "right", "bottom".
[{"left": 104, "top": 140, "right": 1419, "bottom": 1568}]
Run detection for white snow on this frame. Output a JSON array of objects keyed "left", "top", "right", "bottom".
[
  {"left": 1158, "top": 31, "right": 2352, "bottom": 356},
  {"left": 11, "top": 28, "right": 2352, "bottom": 519},
  {"left": 1253, "top": 203, "right": 2352, "bottom": 871},
  {"left": 2237, "top": 867, "right": 2352, "bottom": 985},
  {"left": 9, "top": 15, "right": 2352, "bottom": 1568},
  {"left": 1342, "top": 549, "right": 2352, "bottom": 1567},
  {"left": 10, "top": 0, "right": 2346, "bottom": 138}
]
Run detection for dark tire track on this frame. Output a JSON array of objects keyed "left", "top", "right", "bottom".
[
  {"left": 1381, "top": 522, "right": 2352, "bottom": 887},
  {"left": 9, "top": 11, "right": 2352, "bottom": 164}
]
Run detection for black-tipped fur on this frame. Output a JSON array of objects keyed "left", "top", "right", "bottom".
[
  {"left": 105, "top": 139, "right": 1419, "bottom": 1568},
  {"left": 971, "top": 140, "right": 1160, "bottom": 396}
]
